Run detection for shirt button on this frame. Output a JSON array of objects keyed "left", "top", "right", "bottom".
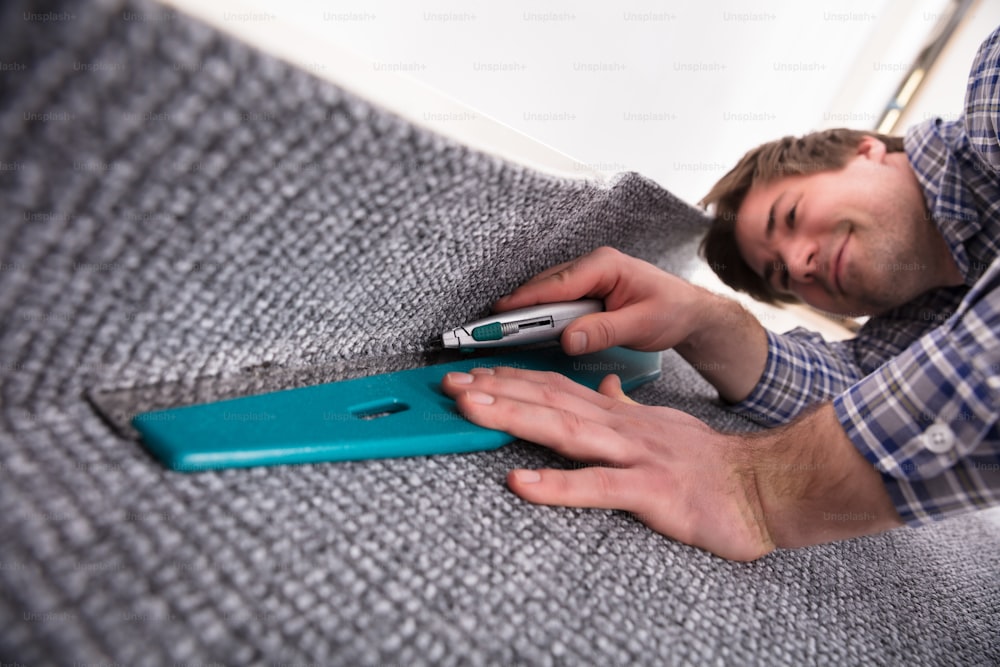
[{"left": 922, "top": 422, "right": 955, "bottom": 454}]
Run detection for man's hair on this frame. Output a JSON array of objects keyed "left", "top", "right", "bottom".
[{"left": 698, "top": 128, "right": 905, "bottom": 305}]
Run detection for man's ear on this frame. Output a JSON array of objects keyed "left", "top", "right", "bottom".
[{"left": 856, "top": 135, "right": 887, "bottom": 162}]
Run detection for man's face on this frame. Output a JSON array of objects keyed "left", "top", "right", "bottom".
[{"left": 734, "top": 137, "right": 951, "bottom": 317}]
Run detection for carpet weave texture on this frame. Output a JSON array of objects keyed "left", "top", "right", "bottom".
[{"left": 1, "top": 0, "right": 998, "bottom": 665}]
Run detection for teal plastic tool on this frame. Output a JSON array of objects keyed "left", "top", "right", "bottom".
[{"left": 132, "top": 347, "right": 661, "bottom": 472}]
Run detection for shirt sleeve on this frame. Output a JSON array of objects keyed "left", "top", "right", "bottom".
[
  {"left": 729, "top": 288, "right": 966, "bottom": 426},
  {"left": 833, "top": 259, "right": 1000, "bottom": 525},
  {"left": 729, "top": 328, "right": 864, "bottom": 426}
]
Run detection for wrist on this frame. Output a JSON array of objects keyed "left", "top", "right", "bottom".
[
  {"left": 743, "top": 403, "right": 903, "bottom": 548},
  {"left": 674, "top": 287, "right": 729, "bottom": 350},
  {"left": 675, "top": 291, "right": 767, "bottom": 402}
]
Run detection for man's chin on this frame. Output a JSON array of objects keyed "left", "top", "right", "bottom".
[{"left": 805, "top": 298, "right": 883, "bottom": 321}]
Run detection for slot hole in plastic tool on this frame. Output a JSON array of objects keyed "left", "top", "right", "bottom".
[{"left": 349, "top": 399, "right": 410, "bottom": 421}]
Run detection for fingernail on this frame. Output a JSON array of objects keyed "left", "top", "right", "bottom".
[
  {"left": 448, "top": 372, "right": 474, "bottom": 384},
  {"left": 467, "top": 391, "right": 495, "bottom": 405},
  {"left": 568, "top": 331, "right": 588, "bottom": 354},
  {"left": 470, "top": 367, "right": 494, "bottom": 375},
  {"left": 514, "top": 469, "right": 541, "bottom": 483}
]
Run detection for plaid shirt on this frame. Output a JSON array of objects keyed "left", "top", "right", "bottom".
[{"left": 733, "top": 26, "right": 1000, "bottom": 525}]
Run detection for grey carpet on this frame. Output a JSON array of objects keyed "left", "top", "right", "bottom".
[{"left": 1, "top": 0, "right": 998, "bottom": 664}]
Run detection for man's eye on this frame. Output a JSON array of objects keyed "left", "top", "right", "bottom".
[{"left": 788, "top": 205, "right": 796, "bottom": 228}]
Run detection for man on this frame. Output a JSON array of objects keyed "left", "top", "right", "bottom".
[{"left": 441, "top": 25, "right": 1000, "bottom": 561}]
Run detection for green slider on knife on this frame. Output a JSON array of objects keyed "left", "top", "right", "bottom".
[
  {"left": 131, "top": 346, "right": 661, "bottom": 472},
  {"left": 471, "top": 322, "right": 504, "bottom": 341}
]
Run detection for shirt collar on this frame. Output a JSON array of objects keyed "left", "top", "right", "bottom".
[{"left": 906, "top": 118, "right": 988, "bottom": 284}]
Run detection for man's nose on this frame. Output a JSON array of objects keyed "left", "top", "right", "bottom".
[{"left": 785, "top": 238, "right": 818, "bottom": 283}]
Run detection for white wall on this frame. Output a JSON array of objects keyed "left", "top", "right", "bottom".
[
  {"left": 896, "top": 0, "right": 1000, "bottom": 130},
  {"left": 188, "top": 0, "right": 1000, "bottom": 205},
  {"left": 237, "top": 0, "right": 948, "bottom": 205}
]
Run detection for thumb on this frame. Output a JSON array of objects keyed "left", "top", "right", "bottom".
[
  {"left": 598, "top": 374, "right": 639, "bottom": 405},
  {"left": 561, "top": 310, "right": 645, "bottom": 354}
]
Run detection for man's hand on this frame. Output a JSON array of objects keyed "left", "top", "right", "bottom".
[
  {"left": 441, "top": 367, "right": 903, "bottom": 561},
  {"left": 496, "top": 246, "right": 710, "bottom": 354},
  {"left": 494, "top": 247, "right": 769, "bottom": 402}
]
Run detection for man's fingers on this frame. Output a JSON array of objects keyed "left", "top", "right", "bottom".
[
  {"left": 598, "top": 374, "right": 640, "bottom": 405},
  {"left": 507, "top": 467, "right": 642, "bottom": 512},
  {"left": 508, "top": 467, "right": 712, "bottom": 556},
  {"left": 560, "top": 312, "right": 624, "bottom": 354},
  {"left": 560, "top": 305, "right": 663, "bottom": 354},
  {"left": 493, "top": 247, "right": 626, "bottom": 312},
  {"left": 449, "top": 387, "right": 634, "bottom": 465},
  {"left": 520, "top": 258, "right": 578, "bottom": 286},
  {"left": 451, "top": 365, "right": 621, "bottom": 410}
]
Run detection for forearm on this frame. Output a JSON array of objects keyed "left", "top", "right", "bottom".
[
  {"left": 744, "top": 403, "right": 903, "bottom": 548},
  {"left": 674, "top": 289, "right": 769, "bottom": 403}
]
